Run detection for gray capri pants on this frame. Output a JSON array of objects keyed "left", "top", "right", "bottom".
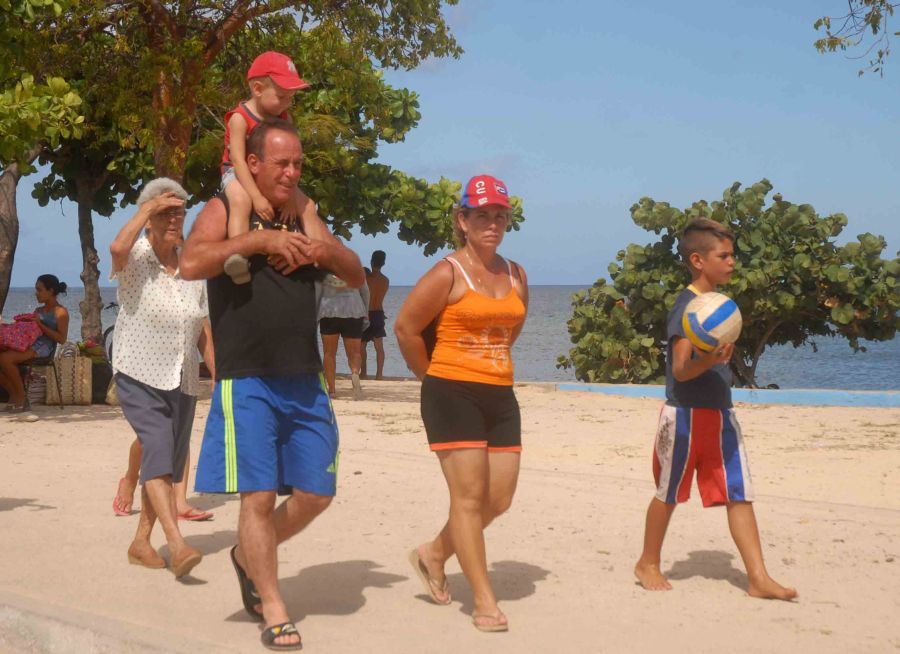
[{"left": 115, "top": 372, "right": 197, "bottom": 484}]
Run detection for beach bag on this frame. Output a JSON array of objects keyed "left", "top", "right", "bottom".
[
  {"left": 26, "top": 370, "right": 47, "bottom": 405},
  {"left": 46, "top": 342, "right": 92, "bottom": 406},
  {"left": 0, "top": 315, "right": 42, "bottom": 352}
]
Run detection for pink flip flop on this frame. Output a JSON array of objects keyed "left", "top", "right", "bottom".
[
  {"left": 177, "top": 508, "right": 214, "bottom": 521},
  {"left": 112, "top": 477, "right": 133, "bottom": 516}
]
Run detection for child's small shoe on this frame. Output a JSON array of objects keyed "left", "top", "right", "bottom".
[{"left": 224, "top": 254, "right": 251, "bottom": 284}]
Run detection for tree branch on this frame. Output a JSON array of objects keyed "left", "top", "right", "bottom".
[
  {"left": 0, "top": 144, "right": 43, "bottom": 194},
  {"left": 729, "top": 352, "right": 755, "bottom": 388},
  {"left": 143, "top": 0, "right": 180, "bottom": 40},
  {"left": 750, "top": 319, "right": 783, "bottom": 378},
  {"left": 199, "top": 103, "right": 226, "bottom": 129},
  {"left": 202, "top": 0, "right": 295, "bottom": 65}
]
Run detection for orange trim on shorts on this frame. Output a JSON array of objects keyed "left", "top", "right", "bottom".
[
  {"left": 430, "top": 440, "right": 488, "bottom": 451},
  {"left": 488, "top": 446, "right": 522, "bottom": 453}
]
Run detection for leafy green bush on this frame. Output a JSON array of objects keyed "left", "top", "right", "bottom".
[{"left": 559, "top": 180, "right": 899, "bottom": 387}]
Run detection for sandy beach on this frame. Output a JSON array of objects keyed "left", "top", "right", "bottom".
[{"left": 1, "top": 380, "right": 898, "bottom": 653}]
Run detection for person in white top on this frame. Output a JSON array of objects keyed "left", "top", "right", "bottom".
[
  {"left": 317, "top": 273, "right": 369, "bottom": 399},
  {"left": 109, "top": 178, "right": 215, "bottom": 578}
]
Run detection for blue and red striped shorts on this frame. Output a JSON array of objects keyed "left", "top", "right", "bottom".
[{"left": 652, "top": 405, "right": 754, "bottom": 507}]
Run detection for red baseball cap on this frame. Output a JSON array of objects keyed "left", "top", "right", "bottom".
[
  {"left": 460, "top": 174, "right": 511, "bottom": 209},
  {"left": 247, "top": 51, "right": 310, "bottom": 91}
]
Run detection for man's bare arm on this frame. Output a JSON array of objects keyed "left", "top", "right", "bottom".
[
  {"left": 180, "top": 198, "right": 313, "bottom": 281},
  {"left": 296, "top": 191, "right": 366, "bottom": 287}
]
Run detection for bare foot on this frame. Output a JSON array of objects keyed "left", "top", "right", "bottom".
[
  {"left": 127, "top": 541, "right": 166, "bottom": 569},
  {"left": 114, "top": 476, "right": 137, "bottom": 515},
  {"left": 262, "top": 602, "right": 301, "bottom": 648},
  {"left": 634, "top": 560, "right": 672, "bottom": 590},
  {"left": 414, "top": 543, "right": 450, "bottom": 604},
  {"left": 748, "top": 574, "right": 798, "bottom": 601}
]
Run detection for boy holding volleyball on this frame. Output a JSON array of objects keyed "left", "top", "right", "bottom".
[{"left": 634, "top": 218, "right": 797, "bottom": 600}]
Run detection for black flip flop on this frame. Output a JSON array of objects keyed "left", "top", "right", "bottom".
[
  {"left": 230, "top": 545, "right": 263, "bottom": 621},
  {"left": 261, "top": 622, "right": 302, "bottom": 651}
]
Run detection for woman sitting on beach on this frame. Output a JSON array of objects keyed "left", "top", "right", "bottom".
[
  {"left": 0, "top": 274, "right": 69, "bottom": 412},
  {"left": 109, "top": 177, "right": 215, "bottom": 578},
  {"left": 395, "top": 174, "right": 528, "bottom": 632}
]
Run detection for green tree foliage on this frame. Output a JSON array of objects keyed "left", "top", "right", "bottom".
[
  {"left": 0, "top": 0, "right": 83, "bottom": 170},
  {"left": 0, "top": 0, "right": 83, "bottom": 310},
  {"left": 0, "top": 0, "right": 63, "bottom": 20},
  {"left": 0, "top": 75, "right": 83, "bottom": 170},
  {"left": 183, "top": 17, "right": 523, "bottom": 253},
  {"left": 17, "top": 1, "right": 520, "bottom": 335},
  {"left": 815, "top": 1, "right": 899, "bottom": 76},
  {"left": 559, "top": 180, "right": 900, "bottom": 387},
  {"left": 55, "top": 1, "right": 463, "bottom": 179},
  {"left": 27, "top": 15, "right": 156, "bottom": 340}
]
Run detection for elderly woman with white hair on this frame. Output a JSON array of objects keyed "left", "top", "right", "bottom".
[{"left": 109, "top": 177, "right": 215, "bottom": 578}]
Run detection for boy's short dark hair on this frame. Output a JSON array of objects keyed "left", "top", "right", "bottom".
[
  {"left": 677, "top": 218, "right": 734, "bottom": 263},
  {"left": 246, "top": 118, "right": 299, "bottom": 160},
  {"left": 371, "top": 250, "right": 386, "bottom": 268},
  {"left": 248, "top": 76, "right": 276, "bottom": 88}
]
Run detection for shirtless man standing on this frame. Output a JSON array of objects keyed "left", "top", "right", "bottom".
[{"left": 361, "top": 250, "right": 389, "bottom": 380}]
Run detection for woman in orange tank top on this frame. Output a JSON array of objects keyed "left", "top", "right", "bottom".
[{"left": 395, "top": 174, "right": 529, "bottom": 633}]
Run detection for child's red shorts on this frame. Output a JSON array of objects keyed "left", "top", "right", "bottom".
[{"left": 652, "top": 405, "right": 755, "bottom": 507}]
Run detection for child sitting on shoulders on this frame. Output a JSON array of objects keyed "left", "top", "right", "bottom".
[
  {"left": 634, "top": 217, "right": 797, "bottom": 601},
  {"left": 220, "top": 50, "right": 310, "bottom": 284}
]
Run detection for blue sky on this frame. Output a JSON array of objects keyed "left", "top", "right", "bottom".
[{"left": 11, "top": 0, "right": 899, "bottom": 287}]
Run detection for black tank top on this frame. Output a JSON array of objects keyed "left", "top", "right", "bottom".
[{"left": 207, "top": 194, "right": 324, "bottom": 379}]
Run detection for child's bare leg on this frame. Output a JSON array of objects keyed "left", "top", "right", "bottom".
[
  {"left": 288, "top": 186, "right": 305, "bottom": 223},
  {"left": 726, "top": 501, "right": 797, "bottom": 600},
  {"left": 223, "top": 179, "right": 252, "bottom": 283},
  {"left": 224, "top": 179, "right": 252, "bottom": 237},
  {"left": 635, "top": 497, "right": 676, "bottom": 590}
]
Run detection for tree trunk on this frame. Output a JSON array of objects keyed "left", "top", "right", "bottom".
[
  {"left": 730, "top": 345, "right": 758, "bottom": 389},
  {"left": 151, "top": 63, "right": 199, "bottom": 180},
  {"left": 730, "top": 355, "right": 757, "bottom": 388},
  {"left": 0, "top": 147, "right": 43, "bottom": 312},
  {"left": 0, "top": 166, "right": 22, "bottom": 313},
  {"left": 76, "top": 183, "right": 103, "bottom": 343}
]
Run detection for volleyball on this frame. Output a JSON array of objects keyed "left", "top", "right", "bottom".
[{"left": 681, "top": 292, "right": 742, "bottom": 352}]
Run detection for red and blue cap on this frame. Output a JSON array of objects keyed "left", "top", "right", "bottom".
[
  {"left": 460, "top": 174, "right": 511, "bottom": 209},
  {"left": 247, "top": 51, "right": 310, "bottom": 91}
]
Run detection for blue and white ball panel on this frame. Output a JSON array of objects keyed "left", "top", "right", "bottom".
[{"left": 682, "top": 293, "right": 742, "bottom": 352}]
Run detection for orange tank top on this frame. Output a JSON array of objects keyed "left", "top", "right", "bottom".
[{"left": 426, "top": 256, "right": 526, "bottom": 386}]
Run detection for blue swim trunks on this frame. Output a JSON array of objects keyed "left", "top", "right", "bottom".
[{"left": 195, "top": 373, "right": 339, "bottom": 497}]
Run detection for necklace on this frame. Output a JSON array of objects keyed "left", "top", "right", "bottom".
[
  {"left": 462, "top": 248, "right": 481, "bottom": 291},
  {"left": 464, "top": 247, "right": 495, "bottom": 294}
]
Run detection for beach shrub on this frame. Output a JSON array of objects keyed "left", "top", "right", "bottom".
[{"left": 558, "top": 179, "right": 900, "bottom": 387}]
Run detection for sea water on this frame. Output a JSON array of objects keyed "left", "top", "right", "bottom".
[{"left": 3, "top": 286, "right": 897, "bottom": 390}]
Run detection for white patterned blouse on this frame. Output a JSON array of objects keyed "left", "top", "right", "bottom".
[{"left": 110, "top": 235, "right": 208, "bottom": 395}]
